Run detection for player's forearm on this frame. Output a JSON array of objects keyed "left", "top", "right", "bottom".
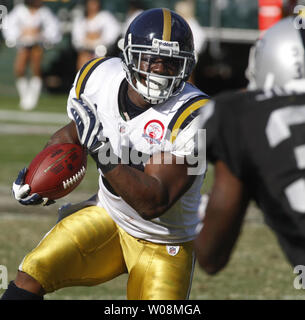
[
  {"left": 45, "top": 121, "right": 80, "bottom": 147},
  {"left": 103, "top": 165, "right": 170, "bottom": 220}
]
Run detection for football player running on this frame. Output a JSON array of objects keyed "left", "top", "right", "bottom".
[
  {"left": 195, "top": 17, "right": 305, "bottom": 274},
  {"left": 1, "top": 8, "right": 209, "bottom": 300}
]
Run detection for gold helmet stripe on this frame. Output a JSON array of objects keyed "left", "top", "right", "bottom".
[{"left": 162, "top": 8, "right": 172, "bottom": 41}]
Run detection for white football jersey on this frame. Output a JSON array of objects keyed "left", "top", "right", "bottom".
[
  {"left": 2, "top": 4, "right": 61, "bottom": 47},
  {"left": 67, "top": 57, "right": 209, "bottom": 244}
]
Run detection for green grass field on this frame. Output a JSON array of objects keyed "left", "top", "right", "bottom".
[{"left": 0, "top": 93, "right": 304, "bottom": 300}]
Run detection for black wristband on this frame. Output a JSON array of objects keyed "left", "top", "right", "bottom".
[{"left": 90, "top": 151, "right": 121, "bottom": 174}]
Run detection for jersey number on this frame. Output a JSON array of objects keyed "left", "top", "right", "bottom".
[{"left": 266, "top": 105, "right": 305, "bottom": 213}]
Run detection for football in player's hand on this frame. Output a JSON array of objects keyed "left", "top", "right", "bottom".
[{"left": 25, "top": 143, "right": 87, "bottom": 200}]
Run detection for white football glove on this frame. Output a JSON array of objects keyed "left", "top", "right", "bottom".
[
  {"left": 70, "top": 94, "right": 103, "bottom": 152},
  {"left": 12, "top": 168, "right": 54, "bottom": 206},
  {"left": 70, "top": 94, "right": 120, "bottom": 173}
]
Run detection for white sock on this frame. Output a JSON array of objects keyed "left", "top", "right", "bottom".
[
  {"left": 23, "top": 76, "right": 42, "bottom": 111},
  {"left": 16, "top": 77, "right": 29, "bottom": 110}
]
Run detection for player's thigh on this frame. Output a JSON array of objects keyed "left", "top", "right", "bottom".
[
  {"left": 20, "top": 206, "right": 126, "bottom": 293},
  {"left": 120, "top": 229, "right": 195, "bottom": 300}
]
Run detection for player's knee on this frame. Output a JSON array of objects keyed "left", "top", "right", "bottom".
[
  {"left": 20, "top": 253, "right": 56, "bottom": 292},
  {"left": 15, "top": 270, "right": 45, "bottom": 295},
  {"left": 1, "top": 271, "right": 44, "bottom": 300}
]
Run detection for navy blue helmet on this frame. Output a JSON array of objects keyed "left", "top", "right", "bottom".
[{"left": 122, "top": 8, "right": 195, "bottom": 104}]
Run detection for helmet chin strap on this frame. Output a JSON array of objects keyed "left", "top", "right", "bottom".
[
  {"left": 135, "top": 74, "right": 170, "bottom": 104},
  {"left": 148, "top": 75, "right": 169, "bottom": 90}
]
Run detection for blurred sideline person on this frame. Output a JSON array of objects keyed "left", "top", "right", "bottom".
[
  {"left": 1, "top": 8, "right": 209, "bottom": 300},
  {"left": 174, "top": 0, "right": 206, "bottom": 85},
  {"left": 121, "top": 0, "right": 145, "bottom": 36},
  {"left": 71, "top": 0, "right": 121, "bottom": 70},
  {"left": 195, "top": 17, "right": 305, "bottom": 274},
  {"left": 117, "top": 0, "right": 144, "bottom": 52},
  {"left": 121, "top": 1, "right": 144, "bottom": 37},
  {"left": 2, "top": 0, "right": 61, "bottom": 110}
]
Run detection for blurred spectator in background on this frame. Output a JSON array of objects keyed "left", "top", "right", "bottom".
[
  {"left": 258, "top": 0, "right": 283, "bottom": 33},
  {"left": 174, "top": 0, "right": 206, "bottom": 85},
  {"left": 121, "top": 0, "right": 144, "bottom": 36},
  {"left": 2, "top": 0, "right": 62, "bottom": 110},
  {"left": 71, "top": 0, "right": 121, "bottom": 71},
  {"left": 117, "top": 0, "right": 144, "bottom": 52}
]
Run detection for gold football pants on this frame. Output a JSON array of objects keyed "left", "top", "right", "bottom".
[{"left": 19, "top": 206, "right": 195, "bottom": 300}]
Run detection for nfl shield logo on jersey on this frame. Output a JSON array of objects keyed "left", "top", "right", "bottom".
[{"left": 166, "top": 245, "right": 180, "bottom": 256}]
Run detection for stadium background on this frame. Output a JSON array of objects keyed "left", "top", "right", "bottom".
[{"left": 0, "top": 0, "right": 304, "bottom": 300}]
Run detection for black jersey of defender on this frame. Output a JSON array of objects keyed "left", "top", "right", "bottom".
[{"left": 205, "top": 89, "right": 305, "bottom": 265}]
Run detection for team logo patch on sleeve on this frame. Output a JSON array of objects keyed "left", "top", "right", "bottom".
[{"left": 142, "top": 120, "right": 165, "bottom": 144}]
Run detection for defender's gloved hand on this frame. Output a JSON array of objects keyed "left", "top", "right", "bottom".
[
  {"left": 12, "top": 168, "right": 55, "bottom": 206},
  {"left": 70, "top": 94, "right": 104, "bottom": 153}
]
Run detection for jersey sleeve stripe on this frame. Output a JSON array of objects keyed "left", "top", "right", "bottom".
[
  {"left": 167, "top": 97, "right": 209, "bottom": 143},
  {"left": 166, "top": 96, "right": 207, "bottom": 139},
  {"left": 75, "top": 57, "right": 108, "bottom": 99}
]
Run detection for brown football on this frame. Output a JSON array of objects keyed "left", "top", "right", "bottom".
[{"left": 25, "top": 143, "right": 87, "bottom": 200}]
